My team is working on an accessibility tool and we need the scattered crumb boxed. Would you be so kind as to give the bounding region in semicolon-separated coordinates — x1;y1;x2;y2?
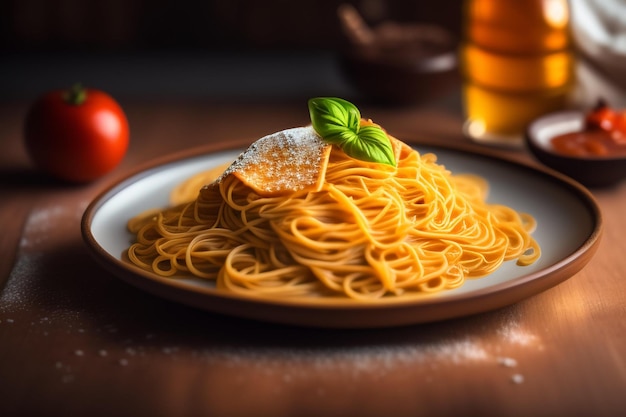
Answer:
511;374;525;384
74;350;84;357
498;322;538;347
498;357;518;368
119;358;129;366
98;350;108;357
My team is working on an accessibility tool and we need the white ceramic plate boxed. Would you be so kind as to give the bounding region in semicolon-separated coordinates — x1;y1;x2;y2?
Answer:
82;139;602;328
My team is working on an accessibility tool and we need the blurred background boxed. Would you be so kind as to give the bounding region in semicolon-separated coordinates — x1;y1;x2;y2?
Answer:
3;0;626;147
0;0;462;51
0;0;462;102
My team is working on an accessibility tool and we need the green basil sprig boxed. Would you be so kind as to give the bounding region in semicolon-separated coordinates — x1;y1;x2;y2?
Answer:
308;97;396;167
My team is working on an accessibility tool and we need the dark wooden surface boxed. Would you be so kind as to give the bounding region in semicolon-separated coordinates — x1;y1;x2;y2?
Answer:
1;62;625;416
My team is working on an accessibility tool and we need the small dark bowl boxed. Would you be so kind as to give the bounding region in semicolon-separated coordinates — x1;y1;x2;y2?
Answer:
525;110;626;187
338;25;458;105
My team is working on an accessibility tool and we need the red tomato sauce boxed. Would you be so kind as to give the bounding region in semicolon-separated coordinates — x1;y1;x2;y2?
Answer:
551;130;626;157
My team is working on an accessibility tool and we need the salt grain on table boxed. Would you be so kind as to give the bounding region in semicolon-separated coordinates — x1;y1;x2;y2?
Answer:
511;374;525;384
498;357;518;368
1;203;86;314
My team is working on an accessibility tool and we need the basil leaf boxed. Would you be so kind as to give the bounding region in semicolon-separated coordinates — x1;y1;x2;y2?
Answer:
343;125;396;166
308;97;396;167
308;97;360;144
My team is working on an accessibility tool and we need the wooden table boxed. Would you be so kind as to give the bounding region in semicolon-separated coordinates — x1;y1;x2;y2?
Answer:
1;78;625;416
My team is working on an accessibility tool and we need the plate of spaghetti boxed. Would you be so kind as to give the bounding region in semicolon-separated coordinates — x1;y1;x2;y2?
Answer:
82;98;602;328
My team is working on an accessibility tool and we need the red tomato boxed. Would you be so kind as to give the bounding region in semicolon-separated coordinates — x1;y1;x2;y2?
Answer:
586;104;614;131
24;85;129;183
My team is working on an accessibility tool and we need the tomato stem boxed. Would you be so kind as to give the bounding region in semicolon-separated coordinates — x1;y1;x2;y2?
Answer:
63;83;87;106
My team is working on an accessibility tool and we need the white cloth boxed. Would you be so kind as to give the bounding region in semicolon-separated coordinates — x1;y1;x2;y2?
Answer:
571;0;626;106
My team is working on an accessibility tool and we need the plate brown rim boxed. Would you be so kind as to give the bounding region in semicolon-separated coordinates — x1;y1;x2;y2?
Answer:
81;136;603;328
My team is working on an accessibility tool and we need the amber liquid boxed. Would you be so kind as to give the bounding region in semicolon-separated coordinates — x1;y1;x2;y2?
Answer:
460;0;575;145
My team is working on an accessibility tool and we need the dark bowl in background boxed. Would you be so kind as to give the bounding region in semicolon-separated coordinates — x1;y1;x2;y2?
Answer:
525;110;626;187
338;24;458;105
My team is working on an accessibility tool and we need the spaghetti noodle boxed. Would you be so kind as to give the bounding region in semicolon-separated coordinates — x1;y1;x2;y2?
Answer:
126;123;540;300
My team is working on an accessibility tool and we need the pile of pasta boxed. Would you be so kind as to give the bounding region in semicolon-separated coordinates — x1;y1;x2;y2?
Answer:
127;125;539;300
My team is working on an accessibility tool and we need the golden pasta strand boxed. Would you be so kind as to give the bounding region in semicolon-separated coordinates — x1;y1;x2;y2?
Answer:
126;138;541;300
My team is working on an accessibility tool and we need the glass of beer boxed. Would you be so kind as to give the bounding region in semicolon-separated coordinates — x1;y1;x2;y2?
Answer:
460;0;575;146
